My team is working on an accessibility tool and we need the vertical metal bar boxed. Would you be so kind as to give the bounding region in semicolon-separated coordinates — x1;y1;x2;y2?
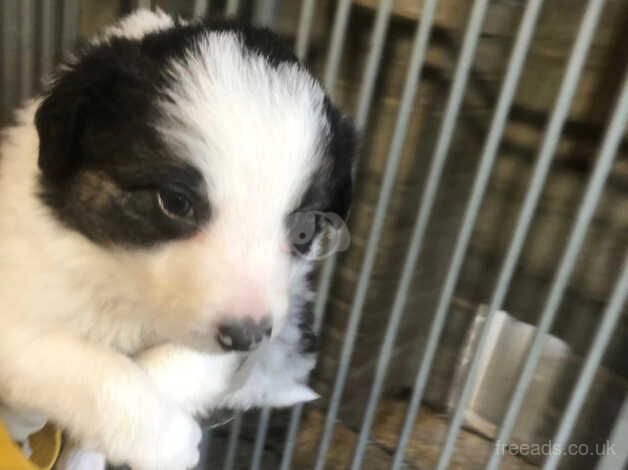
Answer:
322;0;352;95
281;0;390;466
595;397;628;470
61;0;79;51
295;0;315;61
1;0;18;121
544;255;628;470
18;0;34;102
253;0;280;27
133;0;153;9
352;1;544;469
483;1;608;468
279;402;305;470
387;3;492;470
195;426;212;470
312;0;441;467
225;0;241;17
279;251;338;470
40;0;56;82
406;2;543;468
193;0;209;17
250;407;272;470
223;412;243;470
353;0;393;131
204;428;213;468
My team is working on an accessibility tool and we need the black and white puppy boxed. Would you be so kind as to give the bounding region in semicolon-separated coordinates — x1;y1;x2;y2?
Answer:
0;9;354;470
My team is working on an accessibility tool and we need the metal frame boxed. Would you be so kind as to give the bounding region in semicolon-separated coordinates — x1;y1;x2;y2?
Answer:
4;2;626;469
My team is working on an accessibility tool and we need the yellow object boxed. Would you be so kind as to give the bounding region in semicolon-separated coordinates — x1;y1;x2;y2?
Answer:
0;420;61;470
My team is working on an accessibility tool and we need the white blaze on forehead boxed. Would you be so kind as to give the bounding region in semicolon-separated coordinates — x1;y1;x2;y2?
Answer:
158;32;328;233
95;8;177;44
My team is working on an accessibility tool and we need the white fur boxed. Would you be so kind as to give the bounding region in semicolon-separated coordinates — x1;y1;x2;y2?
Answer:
0;10;324;470
96;8;176;43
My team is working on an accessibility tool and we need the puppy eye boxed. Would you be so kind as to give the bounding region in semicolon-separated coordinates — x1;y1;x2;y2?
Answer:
156;189;193;220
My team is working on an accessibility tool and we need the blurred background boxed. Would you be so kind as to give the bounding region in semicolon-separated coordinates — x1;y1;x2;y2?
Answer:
1;1;627;469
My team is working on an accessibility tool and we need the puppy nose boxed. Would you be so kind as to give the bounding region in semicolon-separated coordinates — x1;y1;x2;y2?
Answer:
216;316;272;352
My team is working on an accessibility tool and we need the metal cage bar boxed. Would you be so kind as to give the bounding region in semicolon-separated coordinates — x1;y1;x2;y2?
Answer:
281;0;398;466
349;0;545;468
61;0;79;51
596;397;628;470
506;65;624;466
295;0;315;61
544;256;628;470
278;0;358;464
225;0;241;17
222;412;242;470
192;0;209;18
253;0;280;27
2;3;625;470
133;0;152;9
249;407;272;470
385;0;498;465
483;1;608;467
18;0;34;102
313;0;442;467
1;0;17;121
353;0;393;131
39;0;56;81
322;0;352;97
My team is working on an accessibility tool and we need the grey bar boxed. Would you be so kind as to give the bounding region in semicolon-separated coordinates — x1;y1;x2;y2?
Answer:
392;0;488;469
542;83;628;470
279;245;339;470
39;0;56;82
420;1;544;467
534;150;625;468
596;396;628;470
193;0;209;17
225;0;240;17
133;0;152;9
250;407;272;470
253;0;280;27
223;412;243;470
61;0;79;51
295;0;315;61
312;0;441;466
1;0;18;121
323;0;352;94
353;0;393;131
195;426;212;470
484;1;608;468
18;0;34;102
279;401;305;470
354;0;542;469
280;0;391;464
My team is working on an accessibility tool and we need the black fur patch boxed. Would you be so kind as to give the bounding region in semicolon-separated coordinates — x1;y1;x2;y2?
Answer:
36;17;352;248
288;98;356;256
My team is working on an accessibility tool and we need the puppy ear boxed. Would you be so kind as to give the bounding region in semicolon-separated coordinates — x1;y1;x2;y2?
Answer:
35;84;87;179
35;52;128;180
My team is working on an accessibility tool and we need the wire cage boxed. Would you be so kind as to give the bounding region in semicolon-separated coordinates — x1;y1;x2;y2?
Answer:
1;0;627;469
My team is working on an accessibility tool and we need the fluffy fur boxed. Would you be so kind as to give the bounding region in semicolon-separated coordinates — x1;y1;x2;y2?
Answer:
0;10;354;470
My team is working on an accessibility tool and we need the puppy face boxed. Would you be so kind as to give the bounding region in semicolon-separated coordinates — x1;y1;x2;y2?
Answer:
35;14;355;351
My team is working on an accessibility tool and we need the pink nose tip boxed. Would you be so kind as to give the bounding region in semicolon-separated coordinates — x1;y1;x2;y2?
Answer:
216;316;272;352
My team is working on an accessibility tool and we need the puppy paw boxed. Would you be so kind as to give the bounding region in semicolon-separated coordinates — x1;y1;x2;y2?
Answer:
126;406;202;470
